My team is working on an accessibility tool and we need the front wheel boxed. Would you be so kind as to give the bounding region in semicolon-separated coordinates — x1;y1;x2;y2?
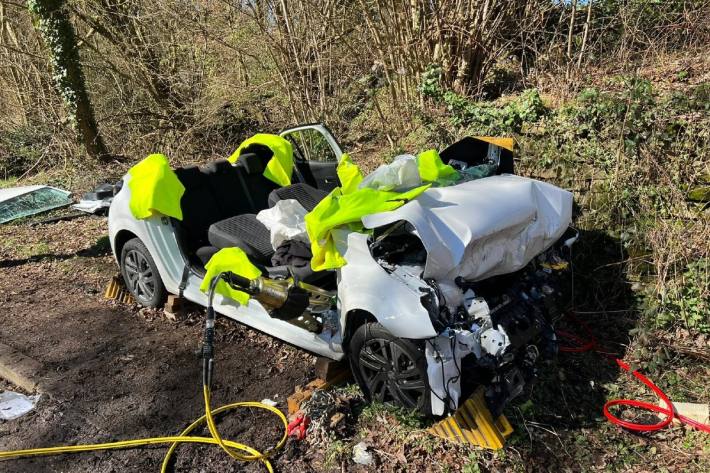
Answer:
349;322;431;415
120;237;167;308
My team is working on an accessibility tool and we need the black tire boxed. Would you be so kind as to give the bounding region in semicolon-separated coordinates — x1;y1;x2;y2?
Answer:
120;238;167;308
349;322;431;416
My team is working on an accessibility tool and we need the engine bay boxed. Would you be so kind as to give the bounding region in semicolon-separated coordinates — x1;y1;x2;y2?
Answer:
371;222;578;415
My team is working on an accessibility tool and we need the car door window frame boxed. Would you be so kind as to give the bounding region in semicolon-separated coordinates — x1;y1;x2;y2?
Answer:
279;124;344;164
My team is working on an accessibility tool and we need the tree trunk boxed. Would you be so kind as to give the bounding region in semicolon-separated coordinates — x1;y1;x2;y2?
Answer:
28;0;109;161
565;0;578;81
576;0;593;69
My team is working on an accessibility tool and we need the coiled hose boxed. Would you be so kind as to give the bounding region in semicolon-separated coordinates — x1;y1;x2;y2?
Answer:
0;273;288;472
557;314;710;434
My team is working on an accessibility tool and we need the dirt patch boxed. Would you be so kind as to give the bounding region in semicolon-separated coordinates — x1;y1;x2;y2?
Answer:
1;213;708;473
0;216;317;472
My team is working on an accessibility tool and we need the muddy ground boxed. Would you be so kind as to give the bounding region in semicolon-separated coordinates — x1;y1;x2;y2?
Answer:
0;214;318;472
1;214;708;473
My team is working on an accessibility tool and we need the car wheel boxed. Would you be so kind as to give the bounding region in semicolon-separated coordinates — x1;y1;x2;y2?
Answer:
349;322;431;415
120;238;167;308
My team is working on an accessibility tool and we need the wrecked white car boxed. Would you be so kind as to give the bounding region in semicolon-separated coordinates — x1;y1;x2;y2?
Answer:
108;124;575;416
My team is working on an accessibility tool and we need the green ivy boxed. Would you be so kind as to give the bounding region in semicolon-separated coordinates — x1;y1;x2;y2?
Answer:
653;259;710;334
27;0;83;129
420;65;547;133
557;78;657;155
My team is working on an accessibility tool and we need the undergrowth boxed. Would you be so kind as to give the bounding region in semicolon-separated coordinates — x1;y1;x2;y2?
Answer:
420;71;709;336
420;65;547;132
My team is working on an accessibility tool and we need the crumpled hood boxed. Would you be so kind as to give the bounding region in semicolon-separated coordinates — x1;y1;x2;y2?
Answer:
361;175;573;281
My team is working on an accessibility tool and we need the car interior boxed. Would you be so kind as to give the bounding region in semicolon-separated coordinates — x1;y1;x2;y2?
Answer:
440;137;514;174
172;143;335;288
169;135;510;292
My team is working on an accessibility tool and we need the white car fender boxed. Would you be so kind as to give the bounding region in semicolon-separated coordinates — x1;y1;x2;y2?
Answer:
336;230;437;340
108;179;183;294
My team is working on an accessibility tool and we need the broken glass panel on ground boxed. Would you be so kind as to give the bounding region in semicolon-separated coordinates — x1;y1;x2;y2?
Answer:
0;185;72;224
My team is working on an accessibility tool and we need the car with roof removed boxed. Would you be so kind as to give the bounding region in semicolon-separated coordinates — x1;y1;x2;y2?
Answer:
108;124;576;416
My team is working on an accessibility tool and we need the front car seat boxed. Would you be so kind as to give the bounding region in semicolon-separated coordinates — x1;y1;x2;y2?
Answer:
207;213;274;265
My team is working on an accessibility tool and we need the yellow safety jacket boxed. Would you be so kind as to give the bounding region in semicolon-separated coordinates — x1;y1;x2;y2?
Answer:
228;134;294;187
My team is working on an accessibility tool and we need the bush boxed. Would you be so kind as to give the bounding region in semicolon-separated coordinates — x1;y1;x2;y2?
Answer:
420;65;547;133
557;78;656;154
0;125;54;179
423;74;709;336
651;259;709;334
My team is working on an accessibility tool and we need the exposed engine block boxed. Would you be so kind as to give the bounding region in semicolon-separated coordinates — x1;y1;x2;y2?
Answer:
371;221;577;415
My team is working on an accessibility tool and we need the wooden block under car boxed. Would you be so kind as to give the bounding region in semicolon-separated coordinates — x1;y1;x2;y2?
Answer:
314;356;351;383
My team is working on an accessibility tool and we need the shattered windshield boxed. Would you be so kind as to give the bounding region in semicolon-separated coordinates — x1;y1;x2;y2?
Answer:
0;186;72;224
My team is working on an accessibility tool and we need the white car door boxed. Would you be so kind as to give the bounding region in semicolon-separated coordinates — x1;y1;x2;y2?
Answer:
280;124;343;191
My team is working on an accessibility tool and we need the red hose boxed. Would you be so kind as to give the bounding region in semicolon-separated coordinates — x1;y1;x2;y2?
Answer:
556;314;710;433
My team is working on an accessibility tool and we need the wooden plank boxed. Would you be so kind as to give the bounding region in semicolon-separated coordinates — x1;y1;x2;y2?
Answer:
314;356;350;383
0;342;44;392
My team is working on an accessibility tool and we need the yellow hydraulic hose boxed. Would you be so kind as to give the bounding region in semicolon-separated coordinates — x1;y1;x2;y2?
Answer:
0;272;289;472
0;386;288;472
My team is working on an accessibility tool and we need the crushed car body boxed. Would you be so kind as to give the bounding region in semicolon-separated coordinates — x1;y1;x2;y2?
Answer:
107;124;576;417
351;175;574;414
362;175;573;281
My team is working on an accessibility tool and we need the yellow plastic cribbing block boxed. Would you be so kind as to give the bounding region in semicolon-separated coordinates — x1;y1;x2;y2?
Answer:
104;276;134;304
428;386;513;450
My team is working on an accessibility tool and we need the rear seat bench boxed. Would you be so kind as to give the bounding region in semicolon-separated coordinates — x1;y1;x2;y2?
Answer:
174;155;331;285
174;153;277;263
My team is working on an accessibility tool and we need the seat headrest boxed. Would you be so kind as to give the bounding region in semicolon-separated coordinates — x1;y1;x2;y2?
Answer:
240;152;266;175
240;143;273;175
200;159;232;175
174;165;204;188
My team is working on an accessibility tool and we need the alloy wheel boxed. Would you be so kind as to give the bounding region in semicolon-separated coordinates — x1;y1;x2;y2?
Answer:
358;337;427;408
123;249;156;302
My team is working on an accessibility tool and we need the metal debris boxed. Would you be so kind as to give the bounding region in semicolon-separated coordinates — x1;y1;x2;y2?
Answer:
72;183;115;215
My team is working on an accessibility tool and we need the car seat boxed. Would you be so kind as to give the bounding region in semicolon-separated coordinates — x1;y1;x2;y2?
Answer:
174;154;276;262
267;183;329;211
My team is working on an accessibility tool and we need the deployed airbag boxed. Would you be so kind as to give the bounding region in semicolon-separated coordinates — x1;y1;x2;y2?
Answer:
361;175;573;281
359;154;421;191
256;199;309;249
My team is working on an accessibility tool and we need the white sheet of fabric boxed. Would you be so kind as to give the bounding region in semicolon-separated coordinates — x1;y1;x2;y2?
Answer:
358;154;422;191
256;199;309;249
362;175;573;282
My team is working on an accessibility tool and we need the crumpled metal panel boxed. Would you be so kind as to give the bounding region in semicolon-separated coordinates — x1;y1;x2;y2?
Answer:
361;175;573;282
